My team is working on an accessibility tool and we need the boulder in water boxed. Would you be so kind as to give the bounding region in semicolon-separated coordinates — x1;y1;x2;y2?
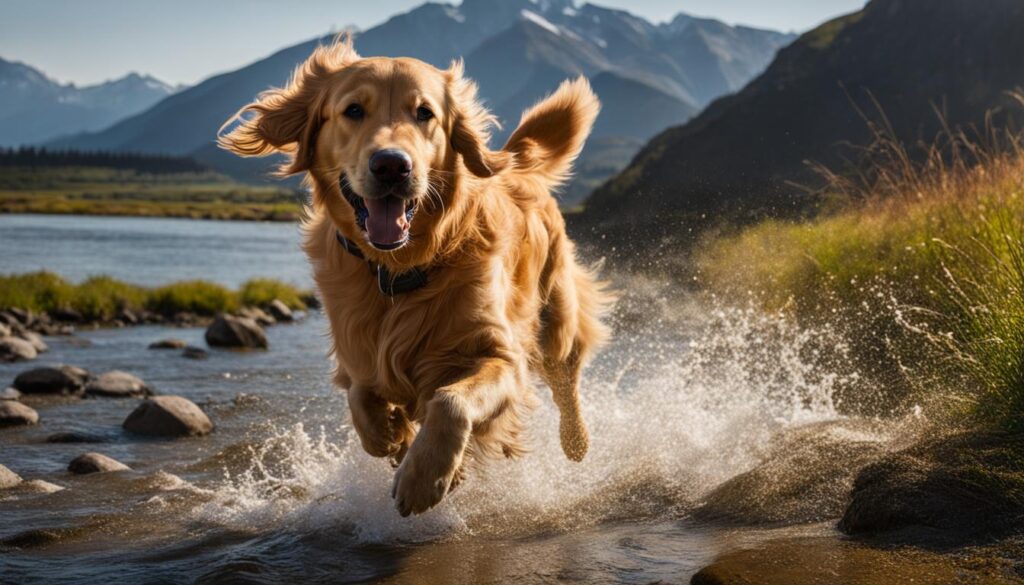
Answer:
46;431;107;444
0;387;21;401
205;314;267;349
236;306;275;326
267;299;294;322
148;338;187;350
15;330;48;353
0;401;39;426
122;395;213;437
68;452;131;474
13;365;89;395
0;464;22;489
840;431;1024;542
20;479;64;493
85;370;150;398
0;323;9;337
0;336;37;362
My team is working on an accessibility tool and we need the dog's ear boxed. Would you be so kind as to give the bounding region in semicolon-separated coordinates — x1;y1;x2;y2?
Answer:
218;36;360;176
446;60;513;178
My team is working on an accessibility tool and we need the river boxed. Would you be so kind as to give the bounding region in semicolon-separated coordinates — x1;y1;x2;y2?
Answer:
0;214;886;584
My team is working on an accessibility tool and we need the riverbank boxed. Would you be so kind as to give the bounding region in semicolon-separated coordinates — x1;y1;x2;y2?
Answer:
685;130;1024;580
0;165;303;221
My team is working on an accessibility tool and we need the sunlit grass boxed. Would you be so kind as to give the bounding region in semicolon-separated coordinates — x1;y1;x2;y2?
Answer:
0;272;311;320
696;104;1024;429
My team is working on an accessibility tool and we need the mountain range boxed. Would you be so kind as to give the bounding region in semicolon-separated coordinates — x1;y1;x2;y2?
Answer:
0;57;179;147
42;0;794;203
585;0;1024;229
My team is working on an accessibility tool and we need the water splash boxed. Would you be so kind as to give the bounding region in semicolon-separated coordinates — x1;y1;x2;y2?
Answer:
194;301;862;543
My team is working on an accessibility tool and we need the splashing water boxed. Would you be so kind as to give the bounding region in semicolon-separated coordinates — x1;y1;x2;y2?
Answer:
195;301;861;544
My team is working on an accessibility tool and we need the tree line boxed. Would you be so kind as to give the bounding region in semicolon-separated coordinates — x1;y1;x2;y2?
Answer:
0;147;209;174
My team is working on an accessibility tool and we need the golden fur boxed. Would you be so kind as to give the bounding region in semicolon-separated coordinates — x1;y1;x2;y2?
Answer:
220;38;611;516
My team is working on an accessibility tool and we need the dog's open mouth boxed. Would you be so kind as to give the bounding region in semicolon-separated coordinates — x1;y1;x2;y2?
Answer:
341;177;417;251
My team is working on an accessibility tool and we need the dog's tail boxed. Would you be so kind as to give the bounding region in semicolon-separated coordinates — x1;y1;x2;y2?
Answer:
502;77;600;190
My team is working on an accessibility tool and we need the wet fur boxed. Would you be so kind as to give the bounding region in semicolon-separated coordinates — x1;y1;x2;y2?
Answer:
220;39;611;515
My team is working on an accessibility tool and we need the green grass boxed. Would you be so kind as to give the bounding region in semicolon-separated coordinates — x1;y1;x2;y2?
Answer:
0;166;304;221
696;126;1024;429
0;272;312;320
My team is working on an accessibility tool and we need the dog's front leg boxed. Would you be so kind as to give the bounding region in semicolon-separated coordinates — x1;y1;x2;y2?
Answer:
391;358;517;516
348;385;413;459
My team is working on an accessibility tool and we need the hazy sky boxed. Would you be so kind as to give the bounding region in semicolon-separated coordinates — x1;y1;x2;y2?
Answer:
0;0;866;87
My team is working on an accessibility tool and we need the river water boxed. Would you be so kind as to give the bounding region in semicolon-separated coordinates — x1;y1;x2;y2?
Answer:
0;214;886;584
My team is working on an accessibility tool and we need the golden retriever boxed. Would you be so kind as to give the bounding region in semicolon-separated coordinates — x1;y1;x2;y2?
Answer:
219;38;611;516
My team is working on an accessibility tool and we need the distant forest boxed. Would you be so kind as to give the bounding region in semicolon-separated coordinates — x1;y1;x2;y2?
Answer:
0;147;209;174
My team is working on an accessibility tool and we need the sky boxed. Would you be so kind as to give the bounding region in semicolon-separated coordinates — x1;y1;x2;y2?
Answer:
0;0;866;87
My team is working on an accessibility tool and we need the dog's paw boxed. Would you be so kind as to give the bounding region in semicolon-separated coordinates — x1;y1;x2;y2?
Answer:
390;451;458;517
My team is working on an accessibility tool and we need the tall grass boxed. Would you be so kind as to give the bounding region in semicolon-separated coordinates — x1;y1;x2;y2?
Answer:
696;97;1024;428
0;272;311;320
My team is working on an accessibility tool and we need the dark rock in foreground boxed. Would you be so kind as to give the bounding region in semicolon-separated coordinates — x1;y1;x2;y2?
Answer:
68;452;131;474
0;336;37;362
267;299;293;322
13;365;89;395
689;536;1018;585
85;370;150;398
696;420;892;525
0;401;39;426
0;464;22;489
123;395;213;437
840;431;1024;541
205;314;267;349
148;338;187;350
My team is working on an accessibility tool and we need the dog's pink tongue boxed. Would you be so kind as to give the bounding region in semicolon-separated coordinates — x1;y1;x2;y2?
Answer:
364;196;408;245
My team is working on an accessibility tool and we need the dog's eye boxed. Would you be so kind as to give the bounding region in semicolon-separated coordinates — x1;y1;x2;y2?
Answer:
416;106;434;122
343;104;365;120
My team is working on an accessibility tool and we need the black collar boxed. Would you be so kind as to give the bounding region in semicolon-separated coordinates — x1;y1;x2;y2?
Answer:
336;230;429;297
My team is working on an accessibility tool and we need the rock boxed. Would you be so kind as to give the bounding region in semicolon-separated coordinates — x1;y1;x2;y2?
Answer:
696;420;892;525
839;431;1024;542
0;310;20;327
0;464;22;488
301;293;321;310
689;536;1019;585
237;306;275;326
0;323;9;337
51;308;83;323
266;299;294;322
13;365;89;395
15;329;48;353
46;432;106;443
20;479;64;493
0;336;37;362
0;387;21;401
173;311;199;326
148;338;187;350
68;452;131;474
182;346;208;360
205;314;267;349
123;395;213;437
6;307;32;325
0;401;39;426
116;308;139;325
85;370;150;398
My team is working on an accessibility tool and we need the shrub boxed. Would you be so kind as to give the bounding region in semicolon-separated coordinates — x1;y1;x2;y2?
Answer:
239;278;307;310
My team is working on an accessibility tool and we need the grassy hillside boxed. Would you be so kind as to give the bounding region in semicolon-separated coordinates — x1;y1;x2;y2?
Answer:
696;124;1024;430
0;165;303;221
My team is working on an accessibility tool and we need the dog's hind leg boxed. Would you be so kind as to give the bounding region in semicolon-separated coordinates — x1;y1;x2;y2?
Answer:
541;348;589;462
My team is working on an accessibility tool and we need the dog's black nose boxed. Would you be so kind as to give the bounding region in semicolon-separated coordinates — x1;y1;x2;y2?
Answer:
369;149;412;184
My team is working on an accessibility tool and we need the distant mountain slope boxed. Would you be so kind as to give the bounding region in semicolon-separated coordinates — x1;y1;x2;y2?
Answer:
0;58;178;147
48;0;794;201
585;0;1024;226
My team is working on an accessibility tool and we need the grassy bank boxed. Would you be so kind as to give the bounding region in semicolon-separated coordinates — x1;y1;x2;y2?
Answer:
0;166;303;221
696;127;1024;429
0;272;312;320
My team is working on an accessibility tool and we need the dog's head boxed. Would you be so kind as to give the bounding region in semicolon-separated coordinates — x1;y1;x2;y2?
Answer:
219;38;511;253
